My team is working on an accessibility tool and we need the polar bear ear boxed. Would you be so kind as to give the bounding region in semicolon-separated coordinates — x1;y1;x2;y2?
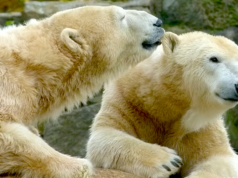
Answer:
60;28;88;54
162;32;179;55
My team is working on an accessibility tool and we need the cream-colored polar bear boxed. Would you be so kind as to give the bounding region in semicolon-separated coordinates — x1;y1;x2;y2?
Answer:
87;32;238;178
0;6;164;178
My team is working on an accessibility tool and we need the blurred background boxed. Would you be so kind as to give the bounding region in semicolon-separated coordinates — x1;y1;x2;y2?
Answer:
1;0;238;157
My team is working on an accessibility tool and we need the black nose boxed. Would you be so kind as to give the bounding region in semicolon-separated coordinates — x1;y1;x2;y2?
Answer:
235;84;238;94
153;19;163;27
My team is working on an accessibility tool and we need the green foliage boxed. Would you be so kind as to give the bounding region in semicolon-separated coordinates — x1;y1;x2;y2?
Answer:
224;106;238;152
5;20;15;26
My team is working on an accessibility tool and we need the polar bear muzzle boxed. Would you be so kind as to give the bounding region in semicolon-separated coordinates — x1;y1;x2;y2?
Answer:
215;83;238;102
142;19;163;50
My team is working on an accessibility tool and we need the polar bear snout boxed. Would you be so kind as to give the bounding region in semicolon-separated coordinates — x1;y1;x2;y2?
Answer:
144;19;164;50
142;19;164;50
225;83;238;102
153;19;163;27
215;83;238;103
123;9;164;51
211;63;238;104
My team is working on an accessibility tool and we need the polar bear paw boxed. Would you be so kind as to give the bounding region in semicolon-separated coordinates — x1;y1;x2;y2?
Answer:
136;145;182;178
71;158;93;178
50;157;93;178
158;147;183;178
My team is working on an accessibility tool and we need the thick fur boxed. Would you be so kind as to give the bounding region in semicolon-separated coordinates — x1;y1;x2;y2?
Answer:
0;6;164;178
87;32;238;178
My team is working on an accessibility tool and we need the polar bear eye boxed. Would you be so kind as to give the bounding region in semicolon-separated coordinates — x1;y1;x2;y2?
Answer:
209;57;220;63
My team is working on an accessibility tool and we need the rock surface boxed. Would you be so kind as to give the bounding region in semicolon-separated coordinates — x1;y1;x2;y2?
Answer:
216;27;238;44
0;12;23;27
150;0;238;30
2;169;143;178
23;0;151;20
42;94;102;157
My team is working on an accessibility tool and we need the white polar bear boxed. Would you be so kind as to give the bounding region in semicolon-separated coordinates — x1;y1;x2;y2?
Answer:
87;32;238;178
0;6;164;178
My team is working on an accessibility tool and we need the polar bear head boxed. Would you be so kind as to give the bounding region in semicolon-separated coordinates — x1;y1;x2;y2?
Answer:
162;32;238;131
51;6;164;78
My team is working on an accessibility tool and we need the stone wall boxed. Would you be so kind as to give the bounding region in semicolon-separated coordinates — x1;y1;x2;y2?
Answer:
150;0;238;44
151;0;238;29
0;0;151;27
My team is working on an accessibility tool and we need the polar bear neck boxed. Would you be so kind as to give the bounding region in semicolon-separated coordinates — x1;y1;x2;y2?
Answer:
182;110;224;133
35;24;122;121
120;56;191;130
1;20;123;123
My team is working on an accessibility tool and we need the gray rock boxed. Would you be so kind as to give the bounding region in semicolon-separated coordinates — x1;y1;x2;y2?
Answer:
23;0;151;20
23;1;107;19
162;0;175;12
149;0;162;18
0;12;23;27
216;27;238;44
42;102;101;158
0;0;151;26
150;0;238;30
164;24;238;44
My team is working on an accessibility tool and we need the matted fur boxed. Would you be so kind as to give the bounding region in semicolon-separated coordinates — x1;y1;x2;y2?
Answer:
87;32;238;178
0;5;164;178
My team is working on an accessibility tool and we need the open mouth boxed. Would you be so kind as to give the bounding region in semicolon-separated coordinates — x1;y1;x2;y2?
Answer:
215;93;238;102
142;40;162;50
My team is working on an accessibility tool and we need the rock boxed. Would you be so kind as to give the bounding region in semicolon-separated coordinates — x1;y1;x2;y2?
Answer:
1;169;142;178
23;1;105;19
2;168;181;178
1;0;151;26
149;0;162;18
164;23;238;45
93;169;142;178
23;0;151;20
216;27;238;44
42;102;101;157
0;12;23;27
119;0;150;12
150;0;238;30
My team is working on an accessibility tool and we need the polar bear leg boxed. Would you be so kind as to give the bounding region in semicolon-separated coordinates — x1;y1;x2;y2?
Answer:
0;122;93;178
87;128;182;178
185;155;238;178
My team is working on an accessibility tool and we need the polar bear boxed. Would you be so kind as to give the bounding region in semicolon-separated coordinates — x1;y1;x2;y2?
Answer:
0;6;164;178
87;32;238;178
